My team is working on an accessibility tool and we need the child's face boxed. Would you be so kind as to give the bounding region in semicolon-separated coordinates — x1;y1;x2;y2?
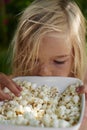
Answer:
32;31;73;77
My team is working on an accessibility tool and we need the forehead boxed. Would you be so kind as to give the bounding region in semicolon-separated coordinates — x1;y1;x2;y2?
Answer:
39;31;72;56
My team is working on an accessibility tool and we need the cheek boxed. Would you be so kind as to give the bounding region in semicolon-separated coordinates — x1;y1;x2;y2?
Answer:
53;66;69;76
30;68;38;76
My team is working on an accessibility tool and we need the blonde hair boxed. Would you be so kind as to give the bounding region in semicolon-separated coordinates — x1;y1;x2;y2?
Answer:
11;0;86;79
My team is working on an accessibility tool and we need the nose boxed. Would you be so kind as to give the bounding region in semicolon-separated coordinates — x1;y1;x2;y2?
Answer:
37;64;52;76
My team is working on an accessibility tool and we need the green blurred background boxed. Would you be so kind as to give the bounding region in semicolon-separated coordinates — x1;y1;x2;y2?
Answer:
0;0;87;74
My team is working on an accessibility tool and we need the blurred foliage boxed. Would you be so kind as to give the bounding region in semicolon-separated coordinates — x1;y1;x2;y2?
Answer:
0;0;34;48
0;0;87;74
0;0;34;74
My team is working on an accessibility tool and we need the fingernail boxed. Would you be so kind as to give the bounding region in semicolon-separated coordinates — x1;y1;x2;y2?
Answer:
76;87;80;92
7;96;12;100
17;86;22;91
19;87;22;91
17;93;21;97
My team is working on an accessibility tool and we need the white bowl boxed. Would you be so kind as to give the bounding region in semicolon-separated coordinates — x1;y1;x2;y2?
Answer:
0;76;85;130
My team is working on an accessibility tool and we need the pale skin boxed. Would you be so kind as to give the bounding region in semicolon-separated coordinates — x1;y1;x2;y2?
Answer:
0;31;87;129
31;32;73;77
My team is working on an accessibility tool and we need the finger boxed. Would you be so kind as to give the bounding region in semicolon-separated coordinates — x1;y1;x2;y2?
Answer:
0;90;12;100
1;79;21;97
6;82;21;97
16;85;22;91
76;85;87;94
8;77;23;91
0;74;21;96
11;80;22;91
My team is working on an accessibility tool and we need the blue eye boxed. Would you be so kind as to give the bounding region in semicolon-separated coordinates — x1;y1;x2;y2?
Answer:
54;60;65;64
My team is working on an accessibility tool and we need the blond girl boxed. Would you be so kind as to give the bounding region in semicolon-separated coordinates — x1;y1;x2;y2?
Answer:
0;0;87;129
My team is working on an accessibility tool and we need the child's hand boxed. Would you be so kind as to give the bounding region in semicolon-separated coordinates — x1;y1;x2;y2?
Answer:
0;73;22;101
76;85;87;94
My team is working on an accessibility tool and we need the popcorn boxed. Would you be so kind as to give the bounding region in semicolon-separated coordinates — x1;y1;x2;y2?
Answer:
31;83;37;89
23;106;32;112
64;95;72;103
73;95;80;104
42;114;52;127
58;119;71;128
6;111;16;119
15;115;26;125
52;119;59;127
56;105;66;118
0;80;82;128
